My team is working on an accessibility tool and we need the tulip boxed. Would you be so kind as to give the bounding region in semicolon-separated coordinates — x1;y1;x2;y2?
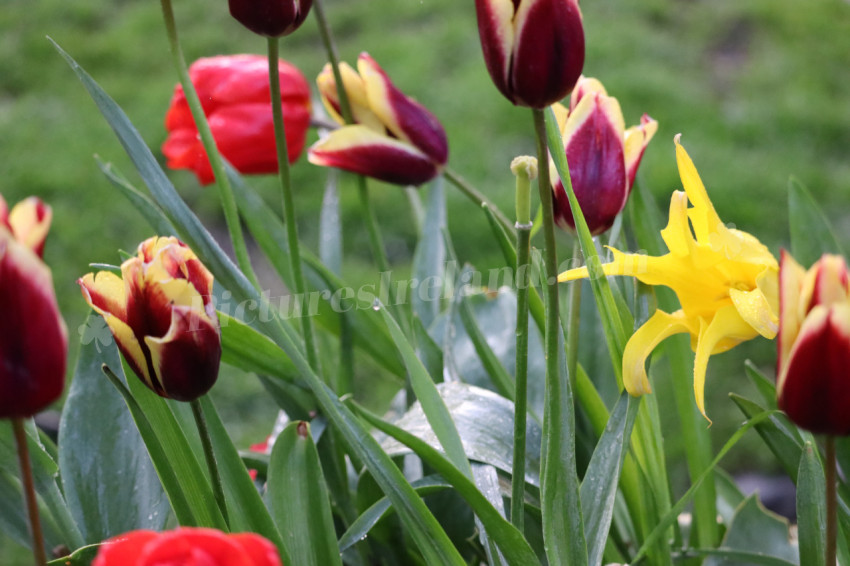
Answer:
229;0;312;38
79;237;221;402
474;0;585;108
550;76;657;235
559;138;778;420
0;223;67;418
308;53;448;186
0;195;52;259
163;55;311;185
777;252;850;435
93;527;282;566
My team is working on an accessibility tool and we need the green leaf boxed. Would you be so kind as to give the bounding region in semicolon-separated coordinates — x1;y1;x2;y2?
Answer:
58;314;169;543
457;291;516;402
412;178;447;330
352;401;540;566
266;421;338;566
96;158;176;236
472;464;509;566
730;394;805;481
796;442;826;566
704;495;798;566
47;543;102;566
743;360;778;409
580;393;639;566
219;313;299;383
788;176;845;267
338;476;451;552
381;382;541;487
377;302;471;476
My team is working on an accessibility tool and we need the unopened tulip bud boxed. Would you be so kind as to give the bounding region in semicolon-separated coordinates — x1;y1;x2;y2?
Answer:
777;251;850;435
79;237;221;402
229;0;312;38
475;0;585;108
0;195;52;258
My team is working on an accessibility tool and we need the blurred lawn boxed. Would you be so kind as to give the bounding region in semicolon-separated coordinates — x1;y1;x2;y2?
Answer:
2;0;850;561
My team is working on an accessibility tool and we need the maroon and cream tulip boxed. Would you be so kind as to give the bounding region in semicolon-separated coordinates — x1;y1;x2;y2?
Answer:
229;0;312;38
777;252;850;435
474;0;585;108
308;53;448;186
79;237;221;402
550;76;657;235
0;195;52;259
0;220;67;418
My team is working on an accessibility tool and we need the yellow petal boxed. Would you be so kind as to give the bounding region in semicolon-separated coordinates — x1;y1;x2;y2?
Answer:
674;138;725;245
622;309;694;396
728;268;779;339
692;305;760;420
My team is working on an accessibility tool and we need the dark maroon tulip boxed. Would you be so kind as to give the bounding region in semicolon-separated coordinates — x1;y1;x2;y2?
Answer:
229;0;312;37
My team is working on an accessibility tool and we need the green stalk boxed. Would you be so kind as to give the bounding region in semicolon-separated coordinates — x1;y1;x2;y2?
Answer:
190;398;229;528
159;0;260;290
267;36;320;372
443;166;515;236
827;435;837;566
13;418;47;566
510;156;536;532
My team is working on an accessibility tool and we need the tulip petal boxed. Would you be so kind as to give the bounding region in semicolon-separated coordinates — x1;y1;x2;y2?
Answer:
675;139;726;245
623;309;694;396
474;0;517;103
510;0;584;108
569;75;606;111
145;307;221;402
778;304;850;435
358;53;448;165
8;197;52;257
230;533;283;566
142;527;253;566
79;271;128;322
692;304;760;419
624;114;658;191
317;62;384;131
309;125;439;186
0;234;67;418
729;267;779;339
93;530;159;566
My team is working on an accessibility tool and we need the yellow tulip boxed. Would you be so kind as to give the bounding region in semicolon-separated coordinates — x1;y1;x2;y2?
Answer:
558;137;779;419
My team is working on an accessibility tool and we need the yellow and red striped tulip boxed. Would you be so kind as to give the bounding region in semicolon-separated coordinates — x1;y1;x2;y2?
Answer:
777;252;850;435
550;76;657;235
0;207;66;418
474;0;585;108
79;237;221;402
308;53;448;186
0;195;52;259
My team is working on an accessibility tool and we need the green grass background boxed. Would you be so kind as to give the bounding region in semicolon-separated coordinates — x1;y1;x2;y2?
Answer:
2;0;850;561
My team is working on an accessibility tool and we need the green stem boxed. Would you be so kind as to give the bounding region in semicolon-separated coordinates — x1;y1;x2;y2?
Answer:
13;419;47;566
443;166;515;236
511;224;531;532
159;0;260;290
566;239;581;387
827;435;837;566
312;0;354;124
190;398;229;528
267;36;320;372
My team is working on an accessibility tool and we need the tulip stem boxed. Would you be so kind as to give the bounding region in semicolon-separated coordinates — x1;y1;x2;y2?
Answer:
159;0;261;291
190;398;229;528
443;166;515;237
511;221;532;533
827;435;837;566
267;36;320;373
13;418;47;566
312;0;354;125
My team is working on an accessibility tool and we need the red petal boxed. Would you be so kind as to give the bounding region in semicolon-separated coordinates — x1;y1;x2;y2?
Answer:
93;530;158;566
474;0;514;104
230;533;283;566
0;235;67;418
778;306;850;435
140;528;253;566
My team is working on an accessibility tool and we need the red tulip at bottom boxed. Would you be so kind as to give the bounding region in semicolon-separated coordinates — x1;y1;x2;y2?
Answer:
0;226;67;418
163;55;312;185
93;528;282;566
777;251;850;435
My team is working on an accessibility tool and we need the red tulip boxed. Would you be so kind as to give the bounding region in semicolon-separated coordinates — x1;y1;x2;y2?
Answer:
163;55;312;185
0;195;52;259
0;219;67;418
474;0;585;108
79;237;221;402
550;76;657;235
229;0;312;38
93;528;282;566
308;53;448;186
777;251;850;435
